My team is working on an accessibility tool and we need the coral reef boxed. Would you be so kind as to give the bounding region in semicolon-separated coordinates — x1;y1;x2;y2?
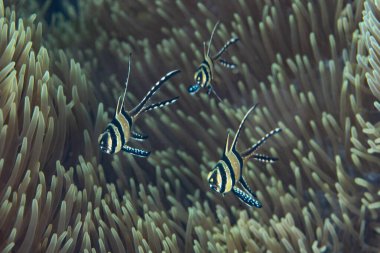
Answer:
0;0;379;252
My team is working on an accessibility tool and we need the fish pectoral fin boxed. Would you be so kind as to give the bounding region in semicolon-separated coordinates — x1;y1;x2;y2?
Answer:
122;145;150;157
131;131;148;141
232;186;262;208
207;85;223;102
206;85;213;95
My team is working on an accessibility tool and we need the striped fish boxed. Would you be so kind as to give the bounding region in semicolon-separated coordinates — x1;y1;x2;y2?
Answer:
207;104;281;207
98;56;180;158
188;21;239;101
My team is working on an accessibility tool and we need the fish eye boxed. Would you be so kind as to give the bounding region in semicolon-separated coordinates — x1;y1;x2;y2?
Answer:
207;171;215;186
194;72;202;83
197;74;202;82
99;132;109;146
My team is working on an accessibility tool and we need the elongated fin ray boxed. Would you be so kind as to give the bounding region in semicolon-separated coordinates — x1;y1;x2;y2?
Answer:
232;187;262;208
122;145;150;157
218;59;237;69
213;37;239;60
241;128;281;159
115;96;122;115
142;96;179;113
207;21;220;57
207;85;223;102
231;104;258;150
131;131;148;141
119;53;132;113
130;69;181;117
224;130;231;153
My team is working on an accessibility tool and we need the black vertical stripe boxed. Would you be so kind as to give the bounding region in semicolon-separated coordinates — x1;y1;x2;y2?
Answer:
203;59;213;85
121;109;133;127
111;118;125;145
218;163;227;193
107;125;118;154
232;148;243;180
222;154;235;188
200;65;209;88
203;59;211;70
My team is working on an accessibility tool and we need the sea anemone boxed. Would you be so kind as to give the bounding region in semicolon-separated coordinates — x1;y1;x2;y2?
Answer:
0;0;379;252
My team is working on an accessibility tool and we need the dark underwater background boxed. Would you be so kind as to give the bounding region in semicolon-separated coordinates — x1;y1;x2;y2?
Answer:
0;0;379;252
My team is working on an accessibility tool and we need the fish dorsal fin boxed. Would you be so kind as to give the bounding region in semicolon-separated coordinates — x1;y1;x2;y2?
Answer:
207;21;220;57
231;104;258;150
224;130;231;153
116;96;123;115
203;42;207;58
119;53;132;113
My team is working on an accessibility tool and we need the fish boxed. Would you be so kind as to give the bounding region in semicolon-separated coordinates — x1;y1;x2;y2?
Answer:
207;104;281;207
188;21;239;101
98;55;180;157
